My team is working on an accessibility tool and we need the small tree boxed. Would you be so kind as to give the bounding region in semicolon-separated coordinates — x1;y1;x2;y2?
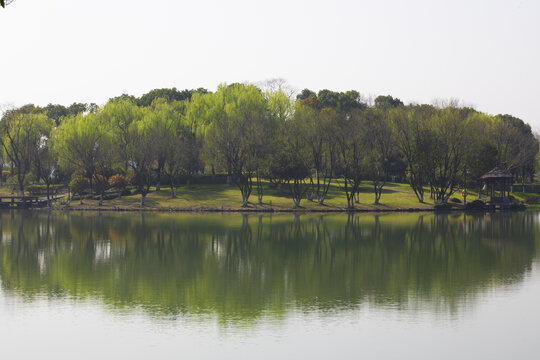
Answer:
53;113;111;196
70;176;90;204
0;111;53;196
108;174;128;198
93;174;109;206
335;110;364;209
269;145;310;209
127;115;157;207
361;108;395;205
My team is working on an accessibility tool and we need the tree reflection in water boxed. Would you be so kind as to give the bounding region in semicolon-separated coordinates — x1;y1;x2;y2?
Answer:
0;211;537;324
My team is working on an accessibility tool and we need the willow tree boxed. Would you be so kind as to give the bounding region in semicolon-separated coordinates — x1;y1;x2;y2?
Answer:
361;108;395;205
53;113;112;195
199;84;268;207
148;98;184;191
492;114;538;190
335;109;364;209
100;99;141;172
0;111;53;195
294;104;337;205
161;99;202;198
392;105;434;203
126;108;158;207
254;89;292;203
33;127;57;202
426;106;472;203
270;112;311;208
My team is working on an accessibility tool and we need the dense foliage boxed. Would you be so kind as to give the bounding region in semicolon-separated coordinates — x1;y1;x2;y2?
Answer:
0;84;537;207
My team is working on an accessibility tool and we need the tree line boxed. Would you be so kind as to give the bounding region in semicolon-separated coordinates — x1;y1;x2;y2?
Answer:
0;83;537;208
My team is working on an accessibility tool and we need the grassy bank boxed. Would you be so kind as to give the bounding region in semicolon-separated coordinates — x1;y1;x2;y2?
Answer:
2;180;535;212
34;181;448;211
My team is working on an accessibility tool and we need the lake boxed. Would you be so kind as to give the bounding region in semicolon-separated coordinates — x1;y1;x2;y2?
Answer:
0;211;539;359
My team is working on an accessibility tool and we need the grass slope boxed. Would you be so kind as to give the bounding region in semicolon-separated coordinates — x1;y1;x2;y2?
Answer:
54;181;437;211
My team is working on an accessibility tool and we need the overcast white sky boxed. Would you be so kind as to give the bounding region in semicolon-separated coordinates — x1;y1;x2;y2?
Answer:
1;0;539;128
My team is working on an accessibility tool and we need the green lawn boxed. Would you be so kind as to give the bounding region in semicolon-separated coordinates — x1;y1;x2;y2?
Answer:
5;179;534;211
48;181;439;211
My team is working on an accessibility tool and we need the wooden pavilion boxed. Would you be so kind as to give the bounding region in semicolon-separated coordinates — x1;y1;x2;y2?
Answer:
480;167;513;209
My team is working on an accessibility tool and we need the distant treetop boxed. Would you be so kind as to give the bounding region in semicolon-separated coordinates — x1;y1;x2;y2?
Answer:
374;95;404;108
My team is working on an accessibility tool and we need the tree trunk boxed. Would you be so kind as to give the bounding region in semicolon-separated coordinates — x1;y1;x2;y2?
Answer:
18;178;24;197
99;194;103;206
170;184;177;198
347;196;355;209
156;180;161;191
140;193;146;207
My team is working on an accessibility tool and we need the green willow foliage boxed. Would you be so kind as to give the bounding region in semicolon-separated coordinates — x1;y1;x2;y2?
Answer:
0;85;537;207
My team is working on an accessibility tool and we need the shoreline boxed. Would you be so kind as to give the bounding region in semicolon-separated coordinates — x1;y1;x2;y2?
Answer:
16;204;528;213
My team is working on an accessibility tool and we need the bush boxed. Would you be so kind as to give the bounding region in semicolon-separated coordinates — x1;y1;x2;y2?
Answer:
126;171;137;187
70;176;90;200
94;174;109;195
26;184;64;196
434;203;452;211
108;174;128;190
465;200;486;210
1;170;10;182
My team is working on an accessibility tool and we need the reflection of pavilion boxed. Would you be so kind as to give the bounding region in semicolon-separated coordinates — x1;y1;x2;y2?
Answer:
481;167;513;210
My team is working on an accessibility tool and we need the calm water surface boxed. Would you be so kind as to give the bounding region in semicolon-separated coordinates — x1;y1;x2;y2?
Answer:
0;211;539;359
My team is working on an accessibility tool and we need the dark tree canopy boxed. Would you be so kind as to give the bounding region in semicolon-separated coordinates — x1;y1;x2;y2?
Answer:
296;89;316;101
108;94;138;104
137;88;203;107
44;104;69;125
375;95;404;108
67;102;89;116
318;89;340;109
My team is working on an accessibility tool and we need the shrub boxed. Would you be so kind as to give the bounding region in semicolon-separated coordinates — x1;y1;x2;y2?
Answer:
1;170;10;182
94;174;109;195
26;184;64;196
70;176;90;203
108;174;128;190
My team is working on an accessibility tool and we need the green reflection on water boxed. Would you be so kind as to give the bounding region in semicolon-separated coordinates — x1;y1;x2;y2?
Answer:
0;211;537;323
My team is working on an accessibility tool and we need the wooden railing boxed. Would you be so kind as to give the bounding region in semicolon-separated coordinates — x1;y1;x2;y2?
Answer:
0;196;48;208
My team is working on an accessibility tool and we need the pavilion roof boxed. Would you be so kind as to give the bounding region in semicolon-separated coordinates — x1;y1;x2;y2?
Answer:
481;167;513;179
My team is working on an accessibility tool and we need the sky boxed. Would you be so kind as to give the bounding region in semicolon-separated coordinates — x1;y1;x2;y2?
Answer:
1;0;539;128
